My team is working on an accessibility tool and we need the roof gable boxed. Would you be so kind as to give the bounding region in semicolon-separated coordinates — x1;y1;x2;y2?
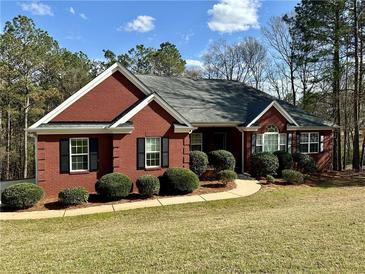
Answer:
246;101;299;127
110;93;192;128
30;63;153;129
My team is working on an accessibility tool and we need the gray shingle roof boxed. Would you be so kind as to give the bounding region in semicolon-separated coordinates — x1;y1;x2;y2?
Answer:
135;75;328;127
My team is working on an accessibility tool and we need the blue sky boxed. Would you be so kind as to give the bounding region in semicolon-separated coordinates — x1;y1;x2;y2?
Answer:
1;0;299;66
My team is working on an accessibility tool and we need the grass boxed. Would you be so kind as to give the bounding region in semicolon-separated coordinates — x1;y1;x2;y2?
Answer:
1;179;365;273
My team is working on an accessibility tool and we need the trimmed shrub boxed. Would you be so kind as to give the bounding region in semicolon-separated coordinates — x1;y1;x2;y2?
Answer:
58;187;89;205
266;175;275;183
282;169;304;184
136;175;160;197
189;151;208;176
208;150;236;172
1;183;44;209
250;152;279;177
95;172;132;200
293;152;317;173
273;151;293;176
217;170;237;185
162;168;199;194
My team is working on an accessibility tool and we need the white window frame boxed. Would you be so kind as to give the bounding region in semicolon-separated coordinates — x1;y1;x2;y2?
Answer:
69;137;89;172
190;133;203;151
256;130;287;153
145;137;161;168
300;132;319;154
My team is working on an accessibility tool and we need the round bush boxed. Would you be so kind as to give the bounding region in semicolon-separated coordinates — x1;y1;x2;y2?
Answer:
1;183;44;209
250;152;279;177
58;187;89;205
217;170;237;185
95;172;132;200
189;151;208;176
273;151;293;176
136;175;160;197
293;152;317;173
266;175;275;183
162;168;199;194
282;169;304;184
208;150;236;172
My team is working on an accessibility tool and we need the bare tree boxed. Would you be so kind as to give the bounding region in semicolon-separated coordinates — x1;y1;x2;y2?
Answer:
203;37;267;90
263;16;297;104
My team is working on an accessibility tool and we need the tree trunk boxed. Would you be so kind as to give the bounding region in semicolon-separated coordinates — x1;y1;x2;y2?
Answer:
333;7;342;171
24;96;30;179
6;107;11;180
290;62;296;106
352;0;360;171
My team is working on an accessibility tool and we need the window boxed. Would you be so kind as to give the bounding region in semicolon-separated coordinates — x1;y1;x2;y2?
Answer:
300;132;319;153
256;125;287;153
145;137;160;168
190;133;203;151
70;138;89;171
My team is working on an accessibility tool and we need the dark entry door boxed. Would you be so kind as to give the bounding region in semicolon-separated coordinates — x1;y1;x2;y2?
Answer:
213;132;227;150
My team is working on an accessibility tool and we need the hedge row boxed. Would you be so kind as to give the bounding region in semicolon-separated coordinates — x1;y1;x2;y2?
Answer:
251;151;317;178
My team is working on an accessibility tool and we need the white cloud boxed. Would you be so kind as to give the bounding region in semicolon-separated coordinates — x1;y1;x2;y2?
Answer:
185;59;204;68
20;1;53;16
207;0;260;33
123;15;155;33
69;7;75;15
80;13;87;20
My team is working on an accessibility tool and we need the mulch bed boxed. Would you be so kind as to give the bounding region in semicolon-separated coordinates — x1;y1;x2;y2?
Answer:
1;180;236;212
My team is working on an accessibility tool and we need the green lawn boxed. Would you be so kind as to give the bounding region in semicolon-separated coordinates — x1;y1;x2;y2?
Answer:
1;180;365;273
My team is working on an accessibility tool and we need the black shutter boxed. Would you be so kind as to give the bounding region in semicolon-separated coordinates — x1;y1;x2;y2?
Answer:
60;139;69;173
251;133;256;154
297;133;301;153
137;138;145;170
161;137;169;168
89;138;99;171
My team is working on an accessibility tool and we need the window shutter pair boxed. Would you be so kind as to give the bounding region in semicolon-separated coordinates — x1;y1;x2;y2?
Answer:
59;138;98;173
137;137;169;170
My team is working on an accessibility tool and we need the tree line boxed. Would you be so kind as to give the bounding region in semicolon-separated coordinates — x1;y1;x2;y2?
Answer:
0;0;364;180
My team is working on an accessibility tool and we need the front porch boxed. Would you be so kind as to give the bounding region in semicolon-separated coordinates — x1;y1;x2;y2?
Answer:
191;127;244;173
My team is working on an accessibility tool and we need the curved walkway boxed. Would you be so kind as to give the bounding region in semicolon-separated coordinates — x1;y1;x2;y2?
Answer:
0;179;261;220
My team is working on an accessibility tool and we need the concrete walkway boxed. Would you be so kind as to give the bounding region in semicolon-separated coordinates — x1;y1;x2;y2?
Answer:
0;179;260;220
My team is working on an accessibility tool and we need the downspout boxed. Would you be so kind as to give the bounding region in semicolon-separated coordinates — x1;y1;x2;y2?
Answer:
34;134;38;184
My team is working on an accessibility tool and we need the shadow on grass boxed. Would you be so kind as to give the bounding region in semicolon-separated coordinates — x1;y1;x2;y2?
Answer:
309;172;365;188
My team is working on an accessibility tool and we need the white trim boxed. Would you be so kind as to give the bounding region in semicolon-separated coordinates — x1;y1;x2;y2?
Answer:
238;126;259;132
110;93;192;128
174;124;195;133
29;63;152;129
287;125;333;131
28;127;134;135
246;101;299;127
69;137;89;172
145;137;161;168
299;132;320;154
256;132;287;153
192;122;240;127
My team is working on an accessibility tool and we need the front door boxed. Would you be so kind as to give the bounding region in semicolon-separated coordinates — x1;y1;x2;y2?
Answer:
213;132;227;150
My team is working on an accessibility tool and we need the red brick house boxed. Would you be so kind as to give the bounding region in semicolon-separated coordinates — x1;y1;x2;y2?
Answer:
29;63;333;196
